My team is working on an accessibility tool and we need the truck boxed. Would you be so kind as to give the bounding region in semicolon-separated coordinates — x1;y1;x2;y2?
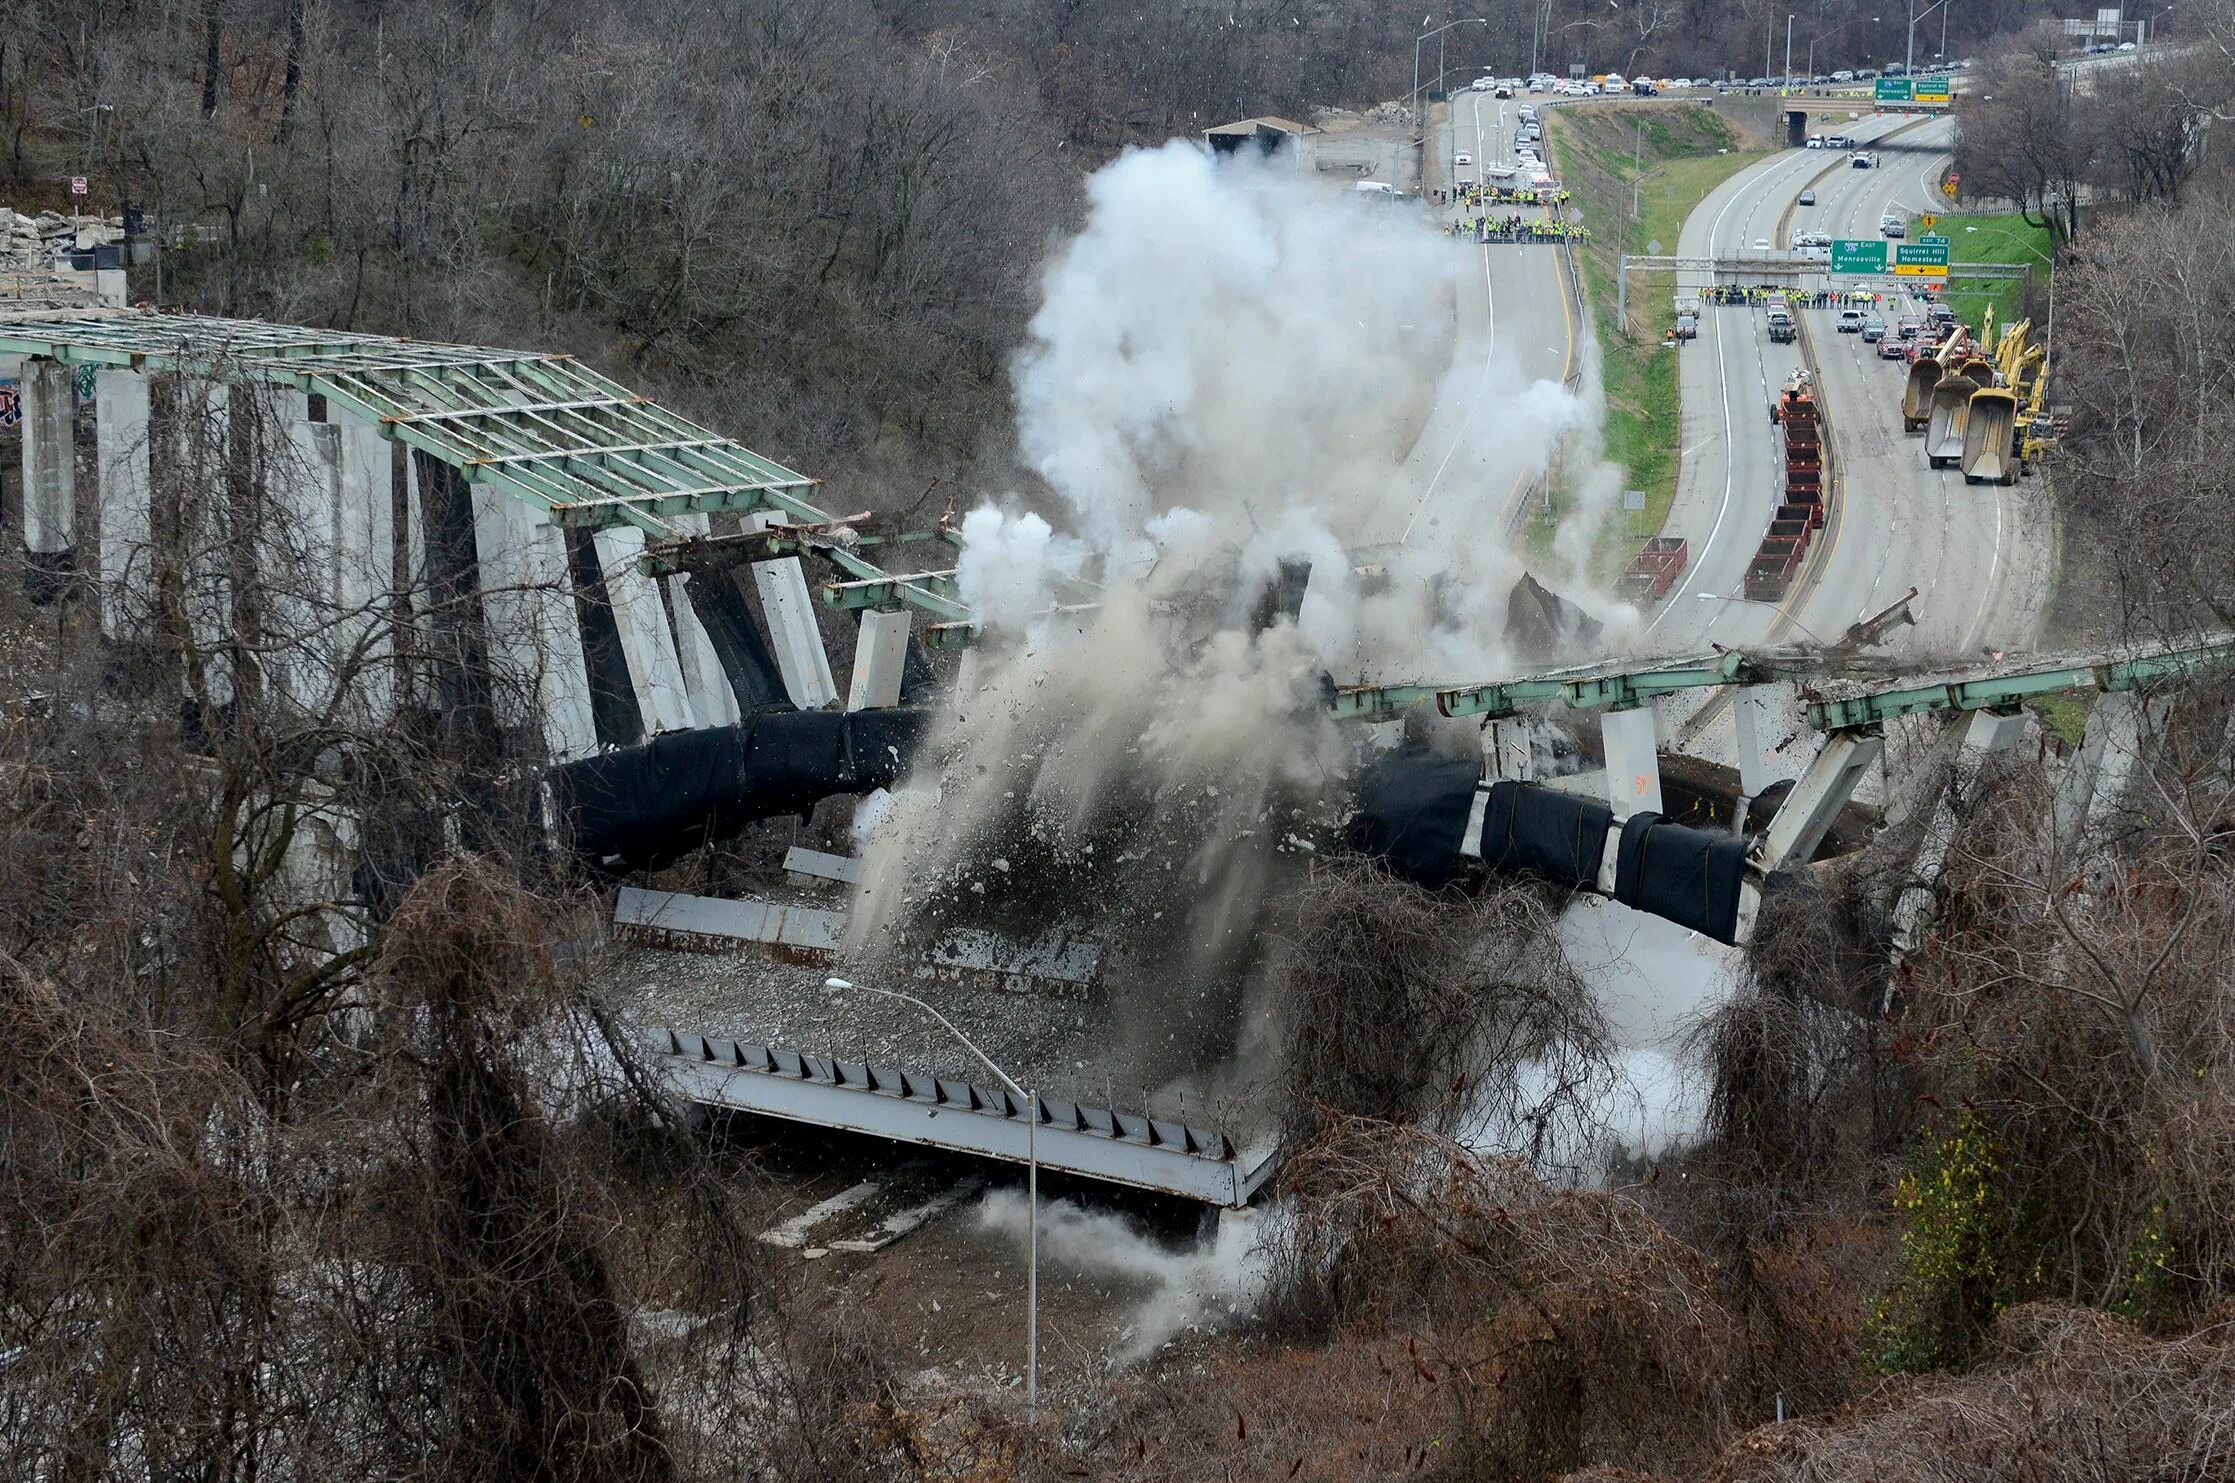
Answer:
1743;379;1826;602
1673;295;1701;340
1959;385;2019;485
1766;305;1797;343
1617;536;1690;601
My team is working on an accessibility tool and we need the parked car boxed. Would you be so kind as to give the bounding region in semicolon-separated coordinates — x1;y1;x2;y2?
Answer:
1880;334;1912;360
1454;151;1473;165
1825;134;1854;147
1881;212;1906;237
1837;308;1867;333
1495;84;1514;97
1852;151;1875;168
1754;238;1772;251
1799;188;1816;205
1897;314;1924;339
1831;69;1855;82
1806;134;1825;148
1862;314;1887;341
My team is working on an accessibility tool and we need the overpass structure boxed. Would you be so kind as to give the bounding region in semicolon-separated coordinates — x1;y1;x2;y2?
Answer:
1335;630;2235;945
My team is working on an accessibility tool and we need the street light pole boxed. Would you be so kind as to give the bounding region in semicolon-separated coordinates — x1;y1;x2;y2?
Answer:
1809;16;1881;77
1785;13;1795;84
1414;18;1491;192
824;977;1039;1428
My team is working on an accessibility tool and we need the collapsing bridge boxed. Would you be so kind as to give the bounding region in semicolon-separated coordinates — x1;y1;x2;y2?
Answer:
13;306;2230;1203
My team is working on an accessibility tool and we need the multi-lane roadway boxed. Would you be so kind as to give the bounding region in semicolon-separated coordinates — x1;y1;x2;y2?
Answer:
1643;113;2050;662
1352;89;1576;552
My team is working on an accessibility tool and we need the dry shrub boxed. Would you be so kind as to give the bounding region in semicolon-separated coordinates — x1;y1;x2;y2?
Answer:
1704;1302;2235;1483
1094;1117;1860;1482
1273;858;1609;1153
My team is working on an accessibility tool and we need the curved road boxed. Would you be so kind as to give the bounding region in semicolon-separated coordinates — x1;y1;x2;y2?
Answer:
1642;112;2048;662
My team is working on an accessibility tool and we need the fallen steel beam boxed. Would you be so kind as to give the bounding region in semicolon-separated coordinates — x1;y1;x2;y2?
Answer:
650;1030;1278;1207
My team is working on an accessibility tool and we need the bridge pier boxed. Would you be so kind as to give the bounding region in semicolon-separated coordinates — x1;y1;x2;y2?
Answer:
1753;729;1884;874
660;514;741;729
593;524;695;735
846;607;911;712
1892;707;2031;955
93;368;152;637
471;490;598;761
2050;690;2154;858
1600;705;1663;818
18;358;77;584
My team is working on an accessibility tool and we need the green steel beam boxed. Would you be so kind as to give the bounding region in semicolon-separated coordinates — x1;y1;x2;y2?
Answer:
1560;651;1752;710
1805;635;2235;730
822;570;961;612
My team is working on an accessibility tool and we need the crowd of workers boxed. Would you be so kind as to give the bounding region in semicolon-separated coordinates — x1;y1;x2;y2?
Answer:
1443;215;1591;243
1435;185;1573;209
1702;285;1893;308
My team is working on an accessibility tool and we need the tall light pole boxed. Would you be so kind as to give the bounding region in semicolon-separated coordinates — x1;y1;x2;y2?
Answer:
1809;16;1881;77
1906;0;1950;77
824;976;1040;1428
1415;16;1492;179
1785;13;1796;84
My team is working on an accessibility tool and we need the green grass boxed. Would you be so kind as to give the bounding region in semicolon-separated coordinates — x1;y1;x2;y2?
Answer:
1897;210;2051;336
1537;105;1773;577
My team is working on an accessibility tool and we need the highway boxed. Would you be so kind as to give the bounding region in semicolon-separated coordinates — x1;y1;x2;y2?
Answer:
1350;89;1575;551
1641;113;2050;663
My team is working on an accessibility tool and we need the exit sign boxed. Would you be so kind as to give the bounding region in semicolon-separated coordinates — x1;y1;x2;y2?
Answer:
1875;77;1913;102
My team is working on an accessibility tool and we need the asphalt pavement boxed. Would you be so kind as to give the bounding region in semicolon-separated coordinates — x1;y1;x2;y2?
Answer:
1640;113;2050;662
1349;90;1576;551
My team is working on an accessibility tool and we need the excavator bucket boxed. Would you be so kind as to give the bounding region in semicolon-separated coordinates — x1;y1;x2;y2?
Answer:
1902;357;1945;432
1926;377;1975;467
1959;387;2020;485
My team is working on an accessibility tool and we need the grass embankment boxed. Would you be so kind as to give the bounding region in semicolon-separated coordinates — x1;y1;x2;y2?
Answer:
1540;104;1773;578
1900;210;2052;336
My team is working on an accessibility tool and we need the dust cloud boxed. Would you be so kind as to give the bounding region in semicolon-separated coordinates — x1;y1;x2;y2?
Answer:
850;137;1646;1137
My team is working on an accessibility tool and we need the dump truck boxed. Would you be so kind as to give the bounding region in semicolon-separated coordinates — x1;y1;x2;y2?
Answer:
1743;378;1826;601
1617;536;1689;601
1960;386;2020;485
1959;358;1997;391
1925;376;1975;468
1901;356;1944;434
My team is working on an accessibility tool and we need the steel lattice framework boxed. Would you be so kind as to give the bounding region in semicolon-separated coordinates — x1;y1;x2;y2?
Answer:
0;310;831;538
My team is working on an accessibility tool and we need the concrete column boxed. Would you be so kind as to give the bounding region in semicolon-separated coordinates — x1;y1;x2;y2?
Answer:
1891;709;2027;954
93;368;153;637
471;489;598;761
752;555;838;709
19;358;77;559
173;379;233;707
1600;705;1663;818
332;409;395;721
951;645;982;718
1754;730;1885;874
1731;685;1788;799
274;413;343;712
1483;718;1535;782
2051;690;2153;857
846;607;911;712
660;513;739;729
592;524;694;736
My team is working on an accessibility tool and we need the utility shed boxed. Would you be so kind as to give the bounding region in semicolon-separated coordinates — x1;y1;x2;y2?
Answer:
1202;116;1318;166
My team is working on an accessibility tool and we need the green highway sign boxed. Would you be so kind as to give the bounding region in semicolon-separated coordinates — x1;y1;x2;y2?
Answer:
1892;241;1949;278
1919;234;1951;248
1831;238;1888;274
1875;77;1913;102
1914;79;1952;103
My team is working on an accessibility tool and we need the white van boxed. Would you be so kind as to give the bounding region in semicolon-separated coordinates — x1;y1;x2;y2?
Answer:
1353;180;1397;196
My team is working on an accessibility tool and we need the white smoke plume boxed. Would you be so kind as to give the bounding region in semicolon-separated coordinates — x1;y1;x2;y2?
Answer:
975;1190;1268;1363
850;138;1645;1132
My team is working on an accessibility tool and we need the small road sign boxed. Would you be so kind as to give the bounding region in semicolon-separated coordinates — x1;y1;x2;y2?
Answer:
69;177;87;196
1919;212;1938;232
